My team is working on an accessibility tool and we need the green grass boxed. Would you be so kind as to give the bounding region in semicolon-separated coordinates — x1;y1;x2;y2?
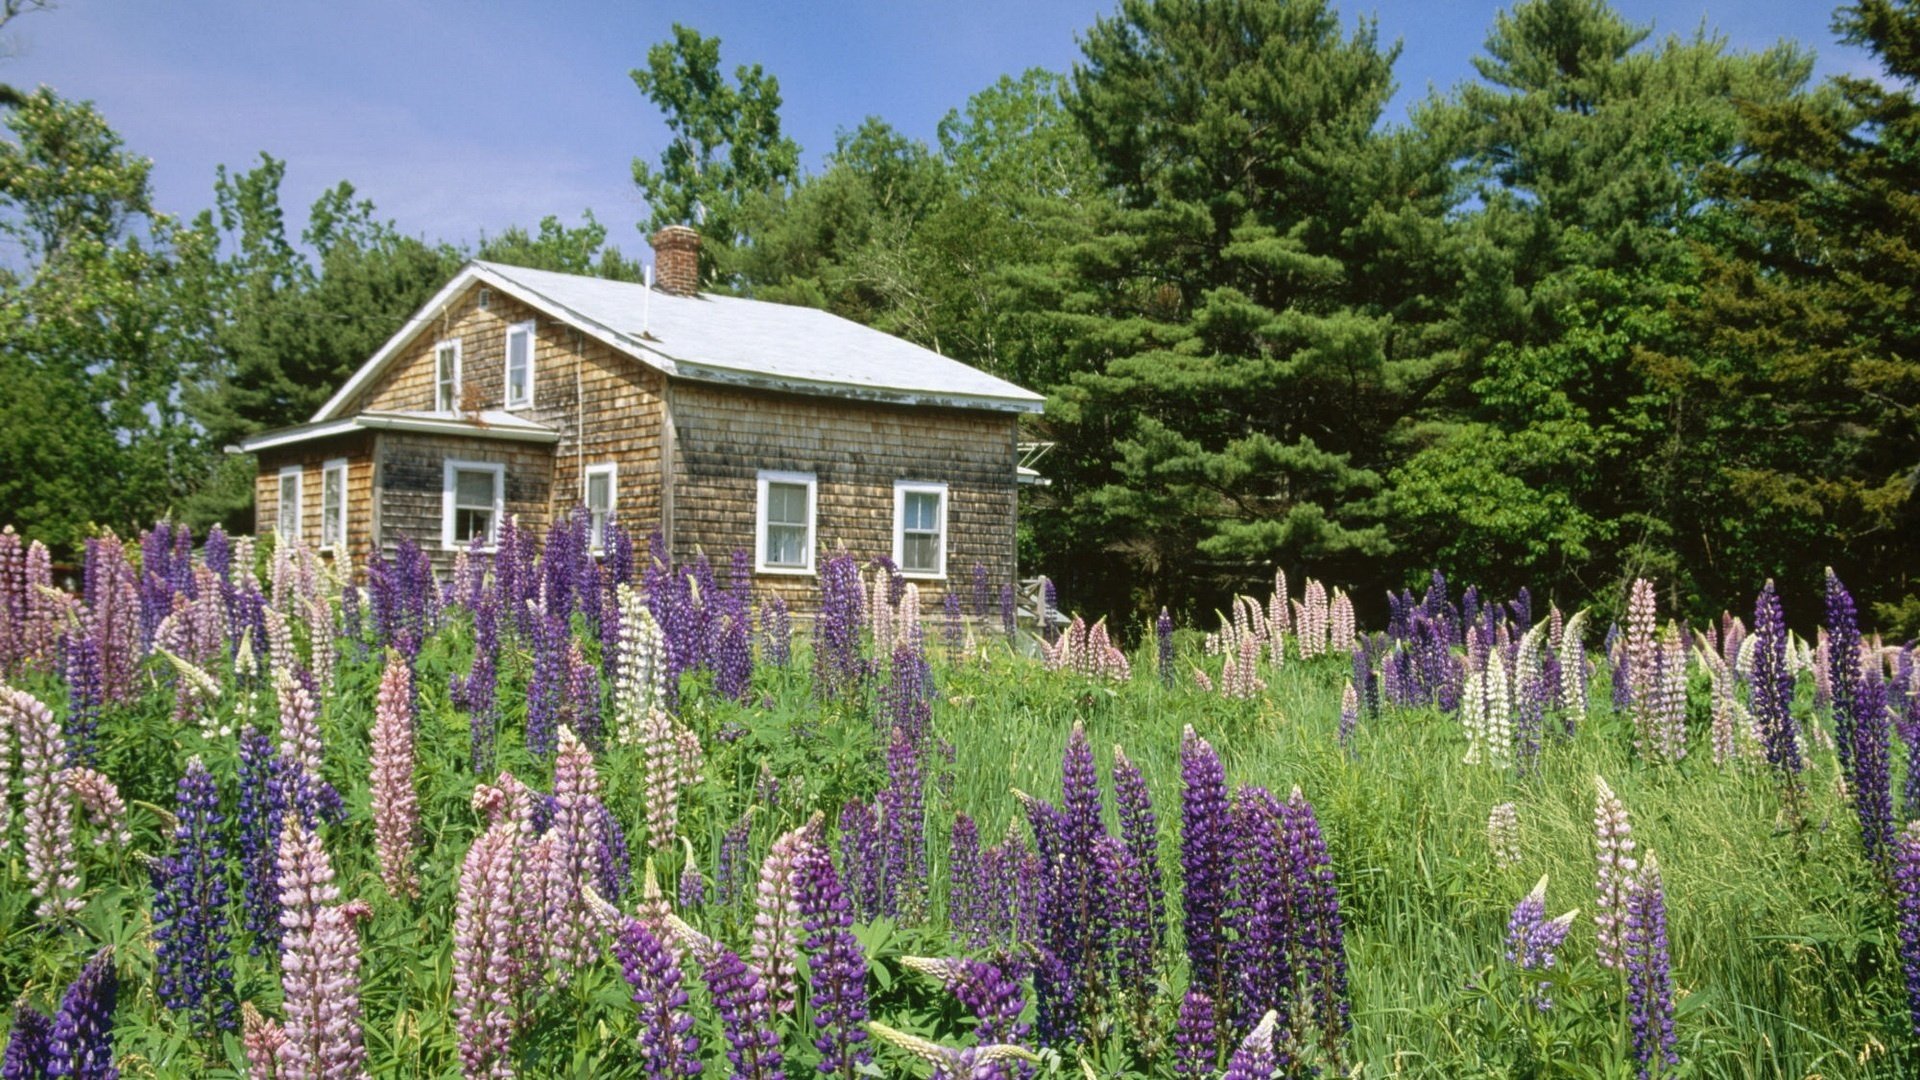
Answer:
1;618;1914;1078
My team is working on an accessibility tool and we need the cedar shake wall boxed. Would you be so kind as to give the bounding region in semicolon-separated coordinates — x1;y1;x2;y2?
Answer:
373;432;554;572
339;282;668;538
254;433;375;567
666;381;1020;611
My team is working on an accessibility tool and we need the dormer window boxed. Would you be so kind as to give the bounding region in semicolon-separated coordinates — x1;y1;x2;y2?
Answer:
505;321;534;408
434;339;462;412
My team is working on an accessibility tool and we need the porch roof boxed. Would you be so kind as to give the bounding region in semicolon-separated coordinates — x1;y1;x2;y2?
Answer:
232;409;561;454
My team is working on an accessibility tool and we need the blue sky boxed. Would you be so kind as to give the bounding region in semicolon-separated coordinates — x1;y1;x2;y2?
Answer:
0;0;1878;258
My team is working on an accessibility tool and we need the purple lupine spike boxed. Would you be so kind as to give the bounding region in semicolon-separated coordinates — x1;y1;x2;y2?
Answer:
758;596;791;667
942;589;964;653
1505;875;1576;1011
1111;747;1165;958
237;726;287;955
1827;569;1863;782
880;639;932;747
948;813;983;944
1624;855;1678;1079
612;917;701;1077
1221;1011;1279;1080
813;550;865;702
455;584;501;775
797;846;872;1077
152;758;236;1033
564;641;603;749
1896;823;1920;1036
719;812;755;912
1180;726;1232;1003
837;800;881;923
1852;667;1895;869
1170;989;1217;1078
902;956;1032;1080
1286;785;1350;1061
714;601;754;702
1156;607;1175;687
48;950;117;1080
679;860;707;910
591;797;632;904
999;584;1017;644
3;1005;52;1079
880;727;926;917
1227;786;1287;1033
61;633;102;767
1753;582;1804;780
684;930;782;1079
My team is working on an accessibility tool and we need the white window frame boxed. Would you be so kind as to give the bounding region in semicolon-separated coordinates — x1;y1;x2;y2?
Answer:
320;458;348;552
504;320;535;409
441;459;506;551
276;466;303;542
892;480;949;579
754;470;817;575
584;462;617;553
434;339;463;413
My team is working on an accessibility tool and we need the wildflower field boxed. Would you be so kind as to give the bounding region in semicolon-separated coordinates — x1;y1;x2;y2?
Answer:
0;519;1916;1078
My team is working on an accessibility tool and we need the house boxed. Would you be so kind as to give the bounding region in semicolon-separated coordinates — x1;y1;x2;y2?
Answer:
235;226;1046;609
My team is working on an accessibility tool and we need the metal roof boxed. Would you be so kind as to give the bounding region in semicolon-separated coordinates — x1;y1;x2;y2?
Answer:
313;261;1045;421
235;409;560;453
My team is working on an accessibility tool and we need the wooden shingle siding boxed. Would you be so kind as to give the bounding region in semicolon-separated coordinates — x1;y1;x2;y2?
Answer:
252;433;375;569
666;381;1019;611
340;283;668;544
373;432;554;573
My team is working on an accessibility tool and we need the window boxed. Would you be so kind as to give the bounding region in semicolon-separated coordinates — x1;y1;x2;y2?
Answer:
320;459;348;551
584;462;616;552
754;470;816;574
505;321;535;408
434;339;462;412
893;481;948;578
442;460;505;550
276;466;303;541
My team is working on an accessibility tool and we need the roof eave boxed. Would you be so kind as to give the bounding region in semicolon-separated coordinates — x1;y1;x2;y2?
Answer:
233;418;363;454
672;361;1046;415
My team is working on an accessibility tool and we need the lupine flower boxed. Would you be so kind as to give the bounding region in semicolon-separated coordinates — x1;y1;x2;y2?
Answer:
545;727;603;979
5;1005;53;1080
613;585;667;746
1826;568;1863;782
152;758;236;1033
751;820;818;1014
1594;775;1637;970
1180;726;1232;1001
865;1021;1038;1080
713;603;754;702
1625;578;1658;716
83;534;139;704
1339;679;1359;750
592;799;632;904
942;589;964;653
1488;802;1521;870
1752;581;1804;778
2;684;81;917
241;1002;286;1080
638;706;690;851
525;599;566;758
238;726;289;955
1110;747;1165;956
758;596;791;667
836;801;882;921
1221;1010;1279;1080
999;584;1016;643
665;916;782;1080
1625;853;1678;1079
1853;667;1895;869
881;640;933;747
48;949;118;1080
370;652;419;900
880;727;927;917
948;813;983;943
452;822;518;1078
720;812;756;912
813;550;865;701
274;668;323;788
61;632;103;767
564;642;603;749
611;916;701;1077
62;768;128;848
1893;822;1920;1036
900;956;1030;1080
277;820;367;1080
1505;875;1577;1010
1154;607;1175;687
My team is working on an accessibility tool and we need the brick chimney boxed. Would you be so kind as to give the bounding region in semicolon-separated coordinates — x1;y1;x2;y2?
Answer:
651;225;701;297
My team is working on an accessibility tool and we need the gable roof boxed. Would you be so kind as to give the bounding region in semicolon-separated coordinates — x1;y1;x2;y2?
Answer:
313;261;1046;421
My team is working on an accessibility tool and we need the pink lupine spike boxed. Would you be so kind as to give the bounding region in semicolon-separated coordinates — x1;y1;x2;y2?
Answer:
242;1001;287;1080
62;766;130;847
370;651;418;899
277;818;367;1079
752;816;824;1014
3;682;81;916
545;726;603;980
1594;775;1638;970
454;821;519;1077
275;668;322;780
638;706;688;851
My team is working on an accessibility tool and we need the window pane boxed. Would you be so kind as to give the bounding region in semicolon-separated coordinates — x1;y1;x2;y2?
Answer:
587;473;610;511
767;482;807;526
905;491;939;531
766;523;806;566
455;507;493;544
903;534;938;573
456;469;495;507
507;330;529;402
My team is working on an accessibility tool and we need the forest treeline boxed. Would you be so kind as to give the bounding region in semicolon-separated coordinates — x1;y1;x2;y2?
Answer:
1;0;1915;632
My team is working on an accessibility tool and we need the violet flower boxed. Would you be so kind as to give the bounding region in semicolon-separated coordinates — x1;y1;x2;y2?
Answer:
612;916;701;1077
1894;822;1920;1036
1504;875;1576;1010
1220;1010;1279;1080
1170;989;1217;1078
1853;667;1895;869
2;684;80;917
3;1005;52;1080
48;949;118;1080
237;726;288;955
812;550;864;701
1157;607;1175;687
1826;568;1862;781
1624;854;1678;1079
880;727;927;917
836;800;881;922
152;757;236;1033
1180;726;1231;1002
1752;581;1803;777
948;813;983;944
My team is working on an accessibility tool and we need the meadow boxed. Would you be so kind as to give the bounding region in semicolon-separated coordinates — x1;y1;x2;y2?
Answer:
0;519;1914;1078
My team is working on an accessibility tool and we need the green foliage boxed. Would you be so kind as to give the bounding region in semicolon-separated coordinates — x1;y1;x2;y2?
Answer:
630;23;800;281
